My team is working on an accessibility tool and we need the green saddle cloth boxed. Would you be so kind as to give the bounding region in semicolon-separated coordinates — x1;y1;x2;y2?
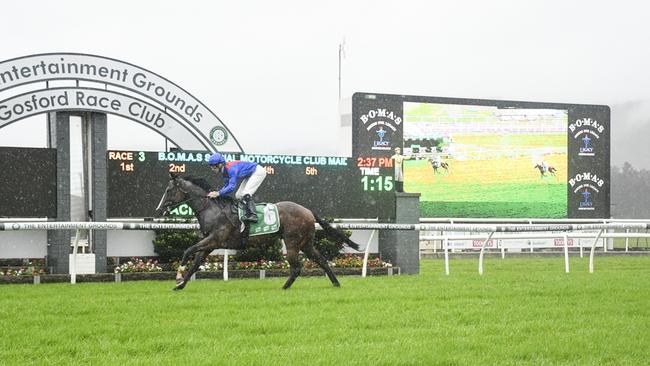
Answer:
238;203;280;236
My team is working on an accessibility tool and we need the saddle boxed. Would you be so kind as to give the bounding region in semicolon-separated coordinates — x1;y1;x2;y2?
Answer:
236;202;280;236
220;198;280;236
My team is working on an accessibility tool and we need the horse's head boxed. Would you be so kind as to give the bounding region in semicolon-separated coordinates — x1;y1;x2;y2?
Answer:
154;173;191;217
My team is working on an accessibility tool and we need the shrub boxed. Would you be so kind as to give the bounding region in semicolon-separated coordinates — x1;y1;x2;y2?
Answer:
152;217;354;264
152;220;200;263
313;217;353;261
234;238;284;262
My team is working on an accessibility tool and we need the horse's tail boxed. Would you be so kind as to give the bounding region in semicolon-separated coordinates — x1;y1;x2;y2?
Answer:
313;214;360;251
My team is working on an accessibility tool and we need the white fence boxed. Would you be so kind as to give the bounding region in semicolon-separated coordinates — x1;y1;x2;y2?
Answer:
2;221;649;283
330;221;649;276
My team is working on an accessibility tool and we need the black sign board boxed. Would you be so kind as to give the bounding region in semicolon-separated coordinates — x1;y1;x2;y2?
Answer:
0;147;57;217
107;150;395;219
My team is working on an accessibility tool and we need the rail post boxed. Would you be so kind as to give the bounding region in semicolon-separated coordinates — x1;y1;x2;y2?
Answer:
361;230;376;278
444;237;449;275
589;229;605;273
563;233;570;273
478;231;495;275
223;249;229;281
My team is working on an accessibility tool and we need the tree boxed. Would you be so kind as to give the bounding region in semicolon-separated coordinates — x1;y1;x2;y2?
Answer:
611;162;650;218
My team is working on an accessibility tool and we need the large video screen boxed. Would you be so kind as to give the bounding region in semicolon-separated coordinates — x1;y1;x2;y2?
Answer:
402;102;568;218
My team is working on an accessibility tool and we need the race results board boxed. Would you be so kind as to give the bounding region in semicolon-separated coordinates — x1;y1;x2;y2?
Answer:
107;150;396;219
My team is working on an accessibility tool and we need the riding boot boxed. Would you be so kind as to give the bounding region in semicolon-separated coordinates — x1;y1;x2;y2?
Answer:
242;194;258;223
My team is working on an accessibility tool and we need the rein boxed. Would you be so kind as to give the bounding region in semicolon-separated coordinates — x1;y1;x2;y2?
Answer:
169;196;210;214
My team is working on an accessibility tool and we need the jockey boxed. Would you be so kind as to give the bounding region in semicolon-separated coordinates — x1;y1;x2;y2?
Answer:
540;160;549;173
206;153;267;223
432;155;442;168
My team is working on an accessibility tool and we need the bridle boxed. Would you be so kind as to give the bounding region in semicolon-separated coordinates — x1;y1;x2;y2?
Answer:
158;182;211;216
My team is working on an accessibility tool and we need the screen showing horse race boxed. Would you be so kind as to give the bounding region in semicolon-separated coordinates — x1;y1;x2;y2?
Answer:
352;92;611;219
402;102;568;218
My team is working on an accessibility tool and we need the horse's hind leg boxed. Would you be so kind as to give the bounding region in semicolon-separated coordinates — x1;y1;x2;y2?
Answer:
282;247;302;290
302;243;340;287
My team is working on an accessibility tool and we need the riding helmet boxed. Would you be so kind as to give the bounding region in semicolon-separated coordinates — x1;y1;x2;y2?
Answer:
208;153;225;166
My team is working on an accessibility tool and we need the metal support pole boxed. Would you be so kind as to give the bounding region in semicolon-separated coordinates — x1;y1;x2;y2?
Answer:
450;221;456;253
433;231;437;254
563;233;570;273
589;229;604;273
579;235;584;258
478;231;495;275
223;249;229;281
444;237;449;275
603;220;608;252
362;230;376;278
529;220;534;253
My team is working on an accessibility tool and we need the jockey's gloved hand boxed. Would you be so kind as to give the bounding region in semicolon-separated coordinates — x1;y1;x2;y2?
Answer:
207;191;219;198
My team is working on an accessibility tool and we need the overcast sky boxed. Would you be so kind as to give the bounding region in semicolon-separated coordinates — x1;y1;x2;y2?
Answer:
1;0;648;166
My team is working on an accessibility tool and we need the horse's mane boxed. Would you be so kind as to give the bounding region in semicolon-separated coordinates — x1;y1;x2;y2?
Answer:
182;175;213;192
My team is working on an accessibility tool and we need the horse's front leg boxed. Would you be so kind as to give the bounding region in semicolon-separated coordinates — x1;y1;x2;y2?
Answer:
174;234;216;290
175;248;211;290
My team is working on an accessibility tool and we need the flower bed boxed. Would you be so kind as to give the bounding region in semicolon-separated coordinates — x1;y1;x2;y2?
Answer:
0;266;398;285
1;266;46;277
1;254;395;285
189;254;392;272
114;258;163;273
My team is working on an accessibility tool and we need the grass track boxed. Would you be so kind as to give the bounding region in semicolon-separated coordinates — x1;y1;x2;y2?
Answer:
2;257;650;365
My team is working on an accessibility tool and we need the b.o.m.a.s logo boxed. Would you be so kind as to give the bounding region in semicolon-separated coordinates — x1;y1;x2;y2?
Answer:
359;108;401;151
569;118;604;157
209;126;228;146
568;172;605;211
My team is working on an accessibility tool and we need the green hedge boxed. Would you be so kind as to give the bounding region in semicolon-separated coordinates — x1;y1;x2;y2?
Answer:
153;217;352;263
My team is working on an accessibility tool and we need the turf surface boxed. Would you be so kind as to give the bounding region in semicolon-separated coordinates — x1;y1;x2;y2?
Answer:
2;257;649;365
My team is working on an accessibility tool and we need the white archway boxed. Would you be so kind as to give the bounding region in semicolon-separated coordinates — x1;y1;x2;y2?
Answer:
0;53;243;152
